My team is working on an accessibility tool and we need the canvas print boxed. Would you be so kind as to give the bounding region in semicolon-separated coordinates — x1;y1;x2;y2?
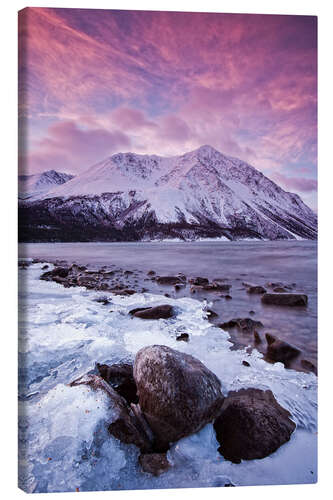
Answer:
18;8;318;493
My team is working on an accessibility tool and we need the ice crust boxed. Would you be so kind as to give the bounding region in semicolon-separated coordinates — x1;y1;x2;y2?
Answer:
18;264;317;492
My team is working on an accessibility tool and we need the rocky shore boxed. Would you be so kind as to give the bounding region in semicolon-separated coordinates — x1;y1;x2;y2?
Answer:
18;258;318;488
69;346;296;476
19;257;316;375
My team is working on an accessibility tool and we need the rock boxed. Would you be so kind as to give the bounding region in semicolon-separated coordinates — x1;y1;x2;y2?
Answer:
188;277;209;286
247;286;267;295
212;282;231;291
300;359;317;375
42;264;49;270
129;305;173;320
273;287;288;293
96;362;138;404
111;288;136;296
69;374;152;452
261;293;308;307
174;283;185;291
214;388;296;463
41;266;69;280
242;360;250;367
18;261;31;269
176;333;189;342
266;281;285;289
206;309;218;318
94;296;110;305
156;276;183;285
139;453;171;476
253;331;262;343
134;345;224;448
191;283;231;293
225;295;232;299
177;273;187;282
219;318;264;333
147;270;156;276
249;310;255;315
265;334;301;363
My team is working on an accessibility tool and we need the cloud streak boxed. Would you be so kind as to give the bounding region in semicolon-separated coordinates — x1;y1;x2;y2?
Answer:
18;8;317;209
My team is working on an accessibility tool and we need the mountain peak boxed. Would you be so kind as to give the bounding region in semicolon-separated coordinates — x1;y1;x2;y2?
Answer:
20;146;317;241
192;145;220;156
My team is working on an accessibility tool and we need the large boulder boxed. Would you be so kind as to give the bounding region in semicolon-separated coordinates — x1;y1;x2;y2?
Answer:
265;334;301;364
69;374;152;452
133;345;224;449
214;388;296;463
129;304;173;320
261;293;308;307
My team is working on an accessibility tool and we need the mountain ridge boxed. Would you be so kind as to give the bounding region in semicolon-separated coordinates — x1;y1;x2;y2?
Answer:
18;170;75;200
18;146;317;242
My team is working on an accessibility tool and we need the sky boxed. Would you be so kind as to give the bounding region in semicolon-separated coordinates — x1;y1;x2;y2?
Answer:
18;8;317;210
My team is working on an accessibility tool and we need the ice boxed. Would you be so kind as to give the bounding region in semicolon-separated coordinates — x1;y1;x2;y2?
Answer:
18;263;317;492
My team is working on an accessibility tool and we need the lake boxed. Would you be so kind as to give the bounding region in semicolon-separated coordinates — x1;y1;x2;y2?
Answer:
19;240;317;366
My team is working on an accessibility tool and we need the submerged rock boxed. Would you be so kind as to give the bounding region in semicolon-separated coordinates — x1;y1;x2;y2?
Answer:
262;293;308;307
129;304;173;320
247;285;267;295
191;283;231;293
265;334;301;364
214;388;296;463
156;276;183;285
219;318;263;333
188;277;209;286
133;345;224;449
139;453;171;476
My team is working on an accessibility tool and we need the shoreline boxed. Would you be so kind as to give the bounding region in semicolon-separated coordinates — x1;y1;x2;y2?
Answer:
19;255;317;376
18;260;318;491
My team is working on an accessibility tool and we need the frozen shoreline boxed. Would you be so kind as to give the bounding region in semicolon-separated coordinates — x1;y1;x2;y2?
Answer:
18;262;317;492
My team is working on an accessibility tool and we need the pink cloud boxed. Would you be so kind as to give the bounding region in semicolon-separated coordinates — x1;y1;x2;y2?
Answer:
110;107;156;131
272;172;317;193
18;8;317;208
20;121;130;174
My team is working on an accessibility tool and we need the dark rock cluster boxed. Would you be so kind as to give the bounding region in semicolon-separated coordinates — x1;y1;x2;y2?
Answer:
70;345;297;477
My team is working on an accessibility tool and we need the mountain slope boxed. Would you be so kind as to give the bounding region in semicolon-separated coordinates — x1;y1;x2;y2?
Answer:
18;146;317;242
18;170;74;200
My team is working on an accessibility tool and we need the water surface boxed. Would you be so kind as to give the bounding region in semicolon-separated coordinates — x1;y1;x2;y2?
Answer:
19;240;317;367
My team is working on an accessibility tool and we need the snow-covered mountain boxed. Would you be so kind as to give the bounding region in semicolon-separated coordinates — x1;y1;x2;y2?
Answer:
18;146;317;241
18;170;74;200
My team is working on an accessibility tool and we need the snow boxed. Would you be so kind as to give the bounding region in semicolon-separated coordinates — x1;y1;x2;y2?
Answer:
18;263;317;492
18;170;74;200
24;145;316;240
